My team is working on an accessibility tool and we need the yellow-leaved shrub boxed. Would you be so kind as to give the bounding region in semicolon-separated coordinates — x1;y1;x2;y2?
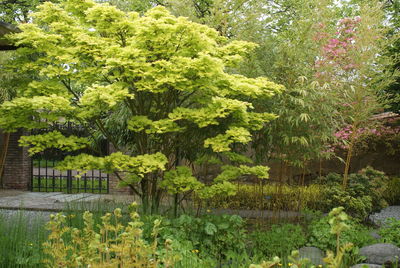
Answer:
203;183;322;211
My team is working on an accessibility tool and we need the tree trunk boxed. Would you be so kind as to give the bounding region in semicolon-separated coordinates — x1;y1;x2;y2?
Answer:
301;164;306;187
173;193;179;217
141;179;149;214
0;132;10;188
319;159;322;178
343;125;358;189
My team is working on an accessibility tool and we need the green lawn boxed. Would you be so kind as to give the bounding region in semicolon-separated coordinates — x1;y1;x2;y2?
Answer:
32;159;59;168
31;177;108;194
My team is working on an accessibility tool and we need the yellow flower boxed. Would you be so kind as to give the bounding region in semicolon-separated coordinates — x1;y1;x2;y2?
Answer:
278;264;282;266
288;263;293;266
206;209;211;213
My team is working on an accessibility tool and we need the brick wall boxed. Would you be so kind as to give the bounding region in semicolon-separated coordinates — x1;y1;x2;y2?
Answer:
264;148;400;184
2;130;31;190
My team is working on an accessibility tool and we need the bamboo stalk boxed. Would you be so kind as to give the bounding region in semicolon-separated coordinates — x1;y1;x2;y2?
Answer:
343;124;358;189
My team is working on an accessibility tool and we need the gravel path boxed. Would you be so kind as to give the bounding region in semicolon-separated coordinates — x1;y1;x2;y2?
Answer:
369;206;400;226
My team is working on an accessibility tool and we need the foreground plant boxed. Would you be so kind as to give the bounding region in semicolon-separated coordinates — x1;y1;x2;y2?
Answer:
249;256;281;268
43;203;176;267
249;251;314;268
251;207;356;268
323;207;353;268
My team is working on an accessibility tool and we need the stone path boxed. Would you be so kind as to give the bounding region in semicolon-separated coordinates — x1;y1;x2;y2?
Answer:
0;190;304;220
2;190;400;222
0;190;137;212
369;205;400;226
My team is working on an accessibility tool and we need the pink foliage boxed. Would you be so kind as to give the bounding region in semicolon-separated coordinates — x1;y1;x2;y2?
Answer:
330;123;400;150
314;16;362;80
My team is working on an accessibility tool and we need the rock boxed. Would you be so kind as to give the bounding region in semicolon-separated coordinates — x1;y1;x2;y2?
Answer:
351;264;382;268
370;231;381;240
359;243;400;265
299;246;324;266
369;206;400;227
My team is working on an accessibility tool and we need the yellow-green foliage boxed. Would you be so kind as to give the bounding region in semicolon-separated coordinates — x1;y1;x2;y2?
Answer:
43;203;176;267
323;207;353;268
19;131;90;155
0;0;283;211
249;256;280;268
205;183;323;211
383;177;400;205
249;250;313;268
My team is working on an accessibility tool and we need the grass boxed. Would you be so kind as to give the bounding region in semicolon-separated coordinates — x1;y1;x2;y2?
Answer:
31;177;108;194
0;210;48;267
0;201;130;267
32;159;59;168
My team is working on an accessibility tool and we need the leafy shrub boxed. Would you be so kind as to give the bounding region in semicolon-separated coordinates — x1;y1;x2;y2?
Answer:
250;224;307;258
249;251;314;268
383;177;400;205
379;218;400;247
307;216;376;252
318;185;373;220
43;203;177;267
205;183;322;211
316;167;389;220
357;167;389;211
143;213;247;261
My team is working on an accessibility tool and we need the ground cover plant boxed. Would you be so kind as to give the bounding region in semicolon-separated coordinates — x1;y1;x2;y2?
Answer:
379;218;400;247
2;203;390;268
250;224;307;258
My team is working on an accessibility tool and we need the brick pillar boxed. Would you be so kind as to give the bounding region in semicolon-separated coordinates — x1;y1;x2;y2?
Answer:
108;143;132;195
2;130;31;190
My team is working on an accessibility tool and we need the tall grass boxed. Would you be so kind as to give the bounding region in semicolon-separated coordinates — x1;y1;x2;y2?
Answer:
0;210;48;267
0;201;128;267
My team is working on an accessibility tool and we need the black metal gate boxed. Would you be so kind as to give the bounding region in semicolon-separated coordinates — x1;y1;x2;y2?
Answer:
30;122;109;194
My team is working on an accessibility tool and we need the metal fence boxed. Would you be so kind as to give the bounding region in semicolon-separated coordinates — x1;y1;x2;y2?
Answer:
30;121;109;194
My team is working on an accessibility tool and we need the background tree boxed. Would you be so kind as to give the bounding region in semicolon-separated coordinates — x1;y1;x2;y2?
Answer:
383;0;400;112
0;0;59;24
0;51;16;186
0;0;55;187
0;0;282;213
101;0;394;182
137;0;344;175
314;1;396;188
247;0;341;173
